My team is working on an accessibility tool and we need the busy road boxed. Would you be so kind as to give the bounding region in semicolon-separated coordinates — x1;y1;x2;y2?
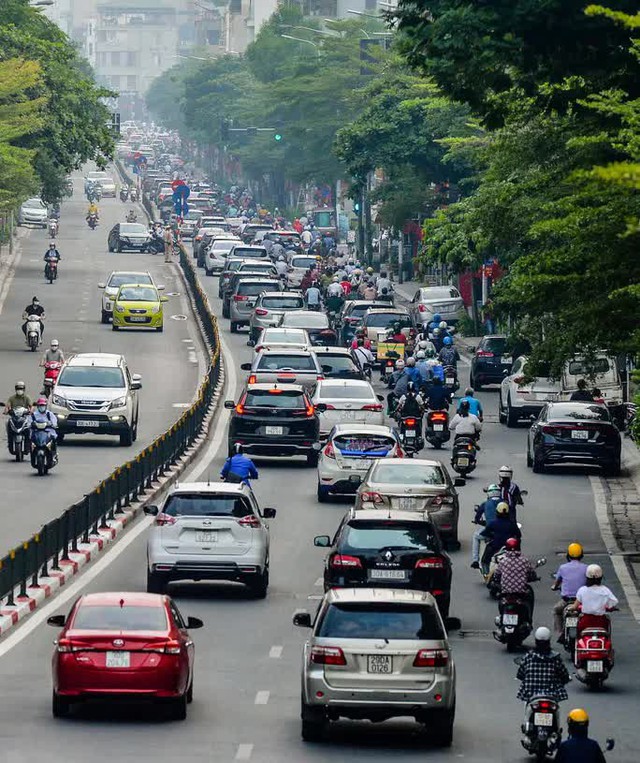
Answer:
0;173;202;551
0;261;636;762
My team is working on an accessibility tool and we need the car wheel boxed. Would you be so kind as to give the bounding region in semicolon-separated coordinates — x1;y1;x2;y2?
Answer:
169;692;187;721
222;303;230;319
186;677;194;704
52;690;70;719
526;444;533;468
248;567;269;599
112;324;119;331
317;482;329;503
301;703;327;742
132;419;138;443
427;705;455;748
307;450;319;467
57;432;65;445
506;395;519;428
471;372;482;391
119;427;133;447
205;268;212;276
117;244;123;253
532;448;545;474
230;321;238;333
604;457;621;478
147;569;167;594
100;310;109;324
498;392;507;424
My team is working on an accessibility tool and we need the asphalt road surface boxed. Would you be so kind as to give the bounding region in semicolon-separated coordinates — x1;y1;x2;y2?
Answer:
0;173;201;551
0;265;635;763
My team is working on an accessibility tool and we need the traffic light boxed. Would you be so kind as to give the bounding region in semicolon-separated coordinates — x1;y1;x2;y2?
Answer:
354;200;361;213
274;132;283;142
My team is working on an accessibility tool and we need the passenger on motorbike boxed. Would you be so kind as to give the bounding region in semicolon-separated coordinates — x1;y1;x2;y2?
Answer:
458;387;483;420
354;338;374;375
570;379;595;402
4;381;33;453
470;484;502;569
22;296;45;338
275;255;288;278
556;709;609;763
220;443;258;486
386;358;405;414
566;564;619;634
29;396;58;456
438;336;460;367
492;537;537;616
449;399;482;445
480;503;521;564
552;543;588;641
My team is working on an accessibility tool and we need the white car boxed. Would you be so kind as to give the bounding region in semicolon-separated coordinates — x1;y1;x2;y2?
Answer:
85;171;116;197
287;253;320;288
98;270;163;324
204;238;242;275
499;355;562;427
18;198;48;227
253;327;310;355
312;379;384;439
316;423;402;502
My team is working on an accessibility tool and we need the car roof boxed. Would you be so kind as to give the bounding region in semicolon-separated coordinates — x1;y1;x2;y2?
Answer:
262;327;308;335
232;244;268;250
246;383;305;393
325;588;437;605
364;307;410;315
78;592;164;608
332;423;394;435
116;283;158;292
66;353;124;367
346;300;387;308
258;348;313;356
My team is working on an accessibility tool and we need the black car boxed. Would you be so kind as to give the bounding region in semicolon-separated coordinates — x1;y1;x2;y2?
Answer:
527;401;621;476
107;222;151;253
224;383;320;465
314;509;453;617
469;335;512;389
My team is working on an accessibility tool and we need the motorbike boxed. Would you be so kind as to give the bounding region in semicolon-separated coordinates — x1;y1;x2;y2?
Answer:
520;693;563;761
443;365;459;393
147;232;165;254
451;434;478;476
399;415;424;455
43;360;62;397
48;219;58;238
44;259;58;284
573;612;616;689
87;213;98;230
25;314;42;352
494;557;546;651
6;406;30;462
119;187;129;202
425;408;451;449
30;420;58;476
130;187;139;202
624;401;637;441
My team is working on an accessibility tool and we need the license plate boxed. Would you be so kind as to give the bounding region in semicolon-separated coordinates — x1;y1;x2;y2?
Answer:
571;430;589;440
195;530;217;543
457;457;469;466
129;316;147;322
341;411;356;420
77;420;100;427
405;430;416;439
503;614;518;625
534;713;553;727
445;377;454;385
565;617;579;628
370;569;406;580
587;660;603;673
501;359;512;365
433;424;444;431
106;651;130;668
265;426;283;435
396;497;418;510
367;655;392;673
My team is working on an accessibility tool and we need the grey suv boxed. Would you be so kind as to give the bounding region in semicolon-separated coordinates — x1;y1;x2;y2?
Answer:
293;588;457;745
229;277;282;333
248;291;305;344
144;482;276;598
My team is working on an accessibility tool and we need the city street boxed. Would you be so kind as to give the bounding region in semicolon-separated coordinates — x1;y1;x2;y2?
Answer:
0;268;636;763
0;174;202;551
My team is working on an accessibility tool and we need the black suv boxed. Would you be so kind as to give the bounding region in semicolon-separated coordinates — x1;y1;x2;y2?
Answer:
224;383;320;465
314;509;452;616
469;335;511;389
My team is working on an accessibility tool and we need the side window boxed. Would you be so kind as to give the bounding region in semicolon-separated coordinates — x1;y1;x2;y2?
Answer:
511;359;522;375
169;601;186;629
412;291;420;303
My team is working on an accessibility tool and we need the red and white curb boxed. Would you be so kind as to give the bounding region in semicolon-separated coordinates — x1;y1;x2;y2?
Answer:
0;510;135;636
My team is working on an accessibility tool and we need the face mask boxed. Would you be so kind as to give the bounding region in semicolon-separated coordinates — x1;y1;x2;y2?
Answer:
37;406;46;413
15;389;24;396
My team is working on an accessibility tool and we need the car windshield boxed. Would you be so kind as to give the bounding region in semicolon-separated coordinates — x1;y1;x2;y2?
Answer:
319;384;373;400
333;434;395;455
372;462;445;485
549;404;610;421
118;286;157;302
291;257;317;269
365;313;409;328
25;198;45;209
237;282;278;296
73;605;167;631
344;521;437;552
318;603;444;640
120;224;147;235
422;287;460;300
261;297;304;310
58;366;125;388
108;273;152;288
481;338;507;354
283;313;329;328
163;493;252;518
234;248;266;258
244;390;306;409
257;354;316;371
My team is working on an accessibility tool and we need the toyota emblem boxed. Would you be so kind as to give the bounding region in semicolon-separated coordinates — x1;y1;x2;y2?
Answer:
112;638;124;647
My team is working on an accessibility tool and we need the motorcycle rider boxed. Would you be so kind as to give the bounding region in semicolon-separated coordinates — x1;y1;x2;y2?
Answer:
387;321;407;346
395;380;424;420
439;336;460;368
304;281;322;311
220;443;258;486
517;627;570;740
275;255;288;279
458;387;483;420
43;241;61;278
552;543;588;641
353;337;374;375
87;200;99;219
126;209;137;223
492;536;537;617
480;504;521;570
4;381;33;454
566;564;619;635
449;399;482;445
40;339;65;367
555;709;609;763
470;484;502;569
498;465;524;518
376;270;393;294
570;378;595;402
424;376;451;411
326;275;344;298
22;296;45;339
29;396;58;458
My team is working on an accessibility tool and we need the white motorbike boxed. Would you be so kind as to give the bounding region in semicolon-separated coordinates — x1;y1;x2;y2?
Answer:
24;313;43;352
48;219;58;238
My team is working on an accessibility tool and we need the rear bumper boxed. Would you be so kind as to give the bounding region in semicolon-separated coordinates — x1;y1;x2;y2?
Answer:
539;443;619;466
150;559;265;583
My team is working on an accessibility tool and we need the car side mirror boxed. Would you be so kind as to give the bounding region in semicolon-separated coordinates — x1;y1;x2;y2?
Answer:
98;283;106;289
262;508;276;519
143;505;159;516
186;616;203;630
240;363;252;371
131;380;142;390
224;400;236;409
376;394;384;402
444;616;461;632
293;611;312;628
454;478;465;487
605;739;615;752
349;474;362;485
157;284;165;290
314;535;331;547
160;296;169;303
315;403;327;413
47;614;66;627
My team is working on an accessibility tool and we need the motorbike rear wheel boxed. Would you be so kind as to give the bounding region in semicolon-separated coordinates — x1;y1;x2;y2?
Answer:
36;452;46;476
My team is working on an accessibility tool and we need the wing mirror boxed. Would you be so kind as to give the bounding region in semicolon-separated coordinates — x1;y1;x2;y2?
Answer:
131;373;142;390
454;478;466;487
240;363;252;371
98;282;106;289
376;394;384;402
293;611;312;628
262;508;277;519
315;403;327;413
224;400;236;409
47;615;66;627
445;616;461;631
314;535;331;547
186;616;203;630
143;505;159;516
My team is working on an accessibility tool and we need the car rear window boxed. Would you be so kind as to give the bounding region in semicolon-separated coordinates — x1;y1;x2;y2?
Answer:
163;493;252;518
233;248;266;258
291;257;317;269
244;390;306;409
73;605;167;631
320;384;373;400
344;521;437;552
318;603;444;640
481;337;507;354
237;281;278;296
261;329;307;344
364;313;410;328
422;287;460;300
346;303;381;319
332;434;395;455
549;404;610;421
317;356;358;374
283;313;329;328
257;354;316;371
372;462;445;485
261;296;304;310
567;358;610;376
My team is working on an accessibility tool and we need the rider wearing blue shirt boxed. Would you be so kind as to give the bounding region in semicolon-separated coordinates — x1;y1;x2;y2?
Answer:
221;444;259;485
458;387;483;420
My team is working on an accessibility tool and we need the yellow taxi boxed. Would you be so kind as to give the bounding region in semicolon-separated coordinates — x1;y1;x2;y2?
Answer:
112;283;167;332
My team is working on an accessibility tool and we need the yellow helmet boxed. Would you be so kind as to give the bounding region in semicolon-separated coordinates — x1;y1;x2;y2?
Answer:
496;501;510;515
568;708;589;724
567;543;584;559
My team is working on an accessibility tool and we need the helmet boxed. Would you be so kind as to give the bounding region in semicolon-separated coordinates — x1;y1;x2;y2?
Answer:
395;358;405;370
586;563;603;580
32;296;39;303
278;255;285;261
464;387;474;397
535;626;551;642
496;501;510;515
433;314;442;323
406;356;416;367
233;443;244;455
567;708;589;725
439;321;448;330
15;381;26;391
36;396;48;407
487;483;501;498
567;543;584;560
498;465;513;479
505;537;520;550
366;266;374;274
51;339;59;349
407;381;416;393
416;350;426;360
433;328;441;336
443;336;453;346
418;340;428;350
459;399;470;413
49;241;56;247
333;275;339;282
393;322;401;332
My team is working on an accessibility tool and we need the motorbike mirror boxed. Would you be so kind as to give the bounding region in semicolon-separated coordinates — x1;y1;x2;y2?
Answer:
605;739;615;752
536;557;547;567
444;616;461;631
454;478;465;487
520;490;528;497
98;282;106;289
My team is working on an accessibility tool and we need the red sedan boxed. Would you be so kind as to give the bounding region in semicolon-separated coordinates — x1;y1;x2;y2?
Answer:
47;591;203;720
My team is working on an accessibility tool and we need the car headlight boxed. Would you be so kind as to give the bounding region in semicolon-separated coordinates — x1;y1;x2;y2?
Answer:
115;305;125;313
150;305;160;314
52;394;67;408
109;396;127;410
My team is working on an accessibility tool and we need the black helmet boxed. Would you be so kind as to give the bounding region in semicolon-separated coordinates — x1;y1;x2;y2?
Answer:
459;399;470;414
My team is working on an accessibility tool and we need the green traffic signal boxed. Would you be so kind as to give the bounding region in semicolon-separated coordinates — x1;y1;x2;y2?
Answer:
274;133;283;142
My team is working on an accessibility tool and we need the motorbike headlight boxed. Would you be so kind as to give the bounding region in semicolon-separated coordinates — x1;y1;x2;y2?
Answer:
52;394;67;408
109;396;127;410
115;305;125;313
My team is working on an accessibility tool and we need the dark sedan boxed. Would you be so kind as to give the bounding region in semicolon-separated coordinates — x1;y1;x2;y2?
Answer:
108;223;151;253
469;335;512;389
527;402;621;476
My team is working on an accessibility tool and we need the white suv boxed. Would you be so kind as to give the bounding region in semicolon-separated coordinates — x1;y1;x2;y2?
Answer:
50;353;141;446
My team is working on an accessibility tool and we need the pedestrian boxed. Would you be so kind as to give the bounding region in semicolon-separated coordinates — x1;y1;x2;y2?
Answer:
163;225;173;263
482;299;496;334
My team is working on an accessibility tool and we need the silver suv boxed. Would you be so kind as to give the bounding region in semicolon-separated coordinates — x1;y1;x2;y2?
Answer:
248;291;305;344
229;277;281;333
293;588;457;745
145;482;276;598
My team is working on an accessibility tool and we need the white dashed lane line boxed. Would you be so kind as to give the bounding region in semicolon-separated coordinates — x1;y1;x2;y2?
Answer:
235;744;254;760
254;691;270;705
269;645;283;659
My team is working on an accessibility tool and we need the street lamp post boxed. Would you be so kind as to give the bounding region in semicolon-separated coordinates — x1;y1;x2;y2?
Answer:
280;35;320;55
30;0;54;5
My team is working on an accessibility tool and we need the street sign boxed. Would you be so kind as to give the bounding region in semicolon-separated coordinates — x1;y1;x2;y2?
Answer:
172;183;190;217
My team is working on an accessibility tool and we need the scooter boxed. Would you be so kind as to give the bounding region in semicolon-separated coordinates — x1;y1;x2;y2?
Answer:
399;415;423;455
494;558;546;651
425;409;451;449
520;694;563;761
147;232;165;254
30;421;58;476
43;361;62;397
48;219;58;238
119;187;129;202
130;187;139;202
5;406;30;462
44;259;58;284
25;314;42;352
87;213;98;230
443;365;459;394
573;612;616;689
451;434;477;476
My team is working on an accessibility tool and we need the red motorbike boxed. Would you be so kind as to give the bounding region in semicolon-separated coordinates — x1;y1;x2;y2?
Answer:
574;612;615;689
43;361;62;397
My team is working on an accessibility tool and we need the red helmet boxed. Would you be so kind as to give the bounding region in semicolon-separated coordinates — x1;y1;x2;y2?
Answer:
505;537;520;551
36;397;48;406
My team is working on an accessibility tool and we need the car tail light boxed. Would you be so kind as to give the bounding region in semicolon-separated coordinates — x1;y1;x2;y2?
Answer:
362;403;383;412
254;308;269;316
431;494;454;506
247;375;257;385
413;648;449;667
476;350;494;357
415;556;445;569
390;444;404;458
155;513;177;526
305;402;315;417
163;640;182;655
316;374;325;381
512;375;525;384
361;491;383;503
310;646;346;665
56;638;76;653
238;515;261;528
235;401;246;415
331;553;362;569
418;304;427;312
323;441;336;459
234;295;248;302
405;418;417;427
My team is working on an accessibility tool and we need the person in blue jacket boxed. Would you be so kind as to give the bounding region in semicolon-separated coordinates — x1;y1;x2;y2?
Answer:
221;443;258;486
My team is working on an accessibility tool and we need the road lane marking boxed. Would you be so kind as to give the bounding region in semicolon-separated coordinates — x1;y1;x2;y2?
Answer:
314;577;323;587
254;691;270;705
235;744;253;760
269;645;283;659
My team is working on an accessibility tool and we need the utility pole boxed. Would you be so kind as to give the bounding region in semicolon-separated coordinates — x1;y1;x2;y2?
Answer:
364;172;373;265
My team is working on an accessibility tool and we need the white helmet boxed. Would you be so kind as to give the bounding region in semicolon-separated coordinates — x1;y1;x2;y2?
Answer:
50;339;59;349
416;350;426;359
535;626;551;642
395;358;405;370
333;275;339;282
586;564;603;580
406;356;416;367
278;255;284;261
418;340;428;350
439;321;448;329
498;465;513;479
